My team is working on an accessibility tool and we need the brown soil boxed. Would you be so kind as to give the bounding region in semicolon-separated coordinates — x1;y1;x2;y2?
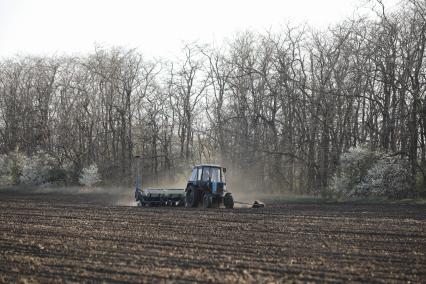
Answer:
0;191;425;283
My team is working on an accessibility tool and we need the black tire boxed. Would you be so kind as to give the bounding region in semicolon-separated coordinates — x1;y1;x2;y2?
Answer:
203;193;212;209
138;198;147;207
185;187;200;208
223;193;234;209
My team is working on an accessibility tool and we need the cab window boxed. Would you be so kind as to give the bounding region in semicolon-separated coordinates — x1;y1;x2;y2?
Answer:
189;168;197;181
202;168;210;181
211;168;220;182
197;168;202;181
202;167;221;182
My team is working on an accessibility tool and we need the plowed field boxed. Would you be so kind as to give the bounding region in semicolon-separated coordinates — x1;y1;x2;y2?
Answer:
0;191;425;283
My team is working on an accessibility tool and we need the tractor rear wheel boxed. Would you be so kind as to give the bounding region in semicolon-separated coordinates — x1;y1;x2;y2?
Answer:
223;193;234;209
185;187;200;208
203;193;212;209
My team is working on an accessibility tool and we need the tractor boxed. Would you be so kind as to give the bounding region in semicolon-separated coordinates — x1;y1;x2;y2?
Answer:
185;164;234;209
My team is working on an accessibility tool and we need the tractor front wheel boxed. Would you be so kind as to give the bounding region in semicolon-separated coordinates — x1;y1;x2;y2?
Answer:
223;193;234;209
185;187;200;208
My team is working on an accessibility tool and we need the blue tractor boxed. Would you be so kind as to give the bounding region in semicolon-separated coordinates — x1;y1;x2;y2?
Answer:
185;164;234;209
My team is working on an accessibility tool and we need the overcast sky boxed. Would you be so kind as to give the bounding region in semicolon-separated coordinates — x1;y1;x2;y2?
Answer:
0;0;400;59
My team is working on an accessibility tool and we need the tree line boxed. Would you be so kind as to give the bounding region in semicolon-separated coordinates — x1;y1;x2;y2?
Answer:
0;0;425;196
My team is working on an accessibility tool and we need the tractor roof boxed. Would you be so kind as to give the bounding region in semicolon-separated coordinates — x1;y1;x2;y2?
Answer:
194;164;222;168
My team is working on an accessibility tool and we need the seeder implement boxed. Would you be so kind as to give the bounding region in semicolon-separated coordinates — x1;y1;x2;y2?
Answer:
135;188;185;207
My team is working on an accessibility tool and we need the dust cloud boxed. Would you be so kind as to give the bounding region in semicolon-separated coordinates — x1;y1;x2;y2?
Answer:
30;185;137;206
23;163;288;208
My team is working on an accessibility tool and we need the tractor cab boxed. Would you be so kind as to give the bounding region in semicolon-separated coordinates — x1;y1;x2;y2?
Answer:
185;164;233;208
189;165;225;194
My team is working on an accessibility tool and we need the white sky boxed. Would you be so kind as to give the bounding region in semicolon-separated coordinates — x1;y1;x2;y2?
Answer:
0;0;400;59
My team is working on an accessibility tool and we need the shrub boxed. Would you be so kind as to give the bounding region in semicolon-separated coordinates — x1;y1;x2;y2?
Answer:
331;145;412;199
19;151;56;185
360;156;411;199
0;154;13;185
79;164;101;187
331;146;379;198
0;150;27;186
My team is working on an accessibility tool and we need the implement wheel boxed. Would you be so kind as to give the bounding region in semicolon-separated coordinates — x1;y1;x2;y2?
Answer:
185;187;200;208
